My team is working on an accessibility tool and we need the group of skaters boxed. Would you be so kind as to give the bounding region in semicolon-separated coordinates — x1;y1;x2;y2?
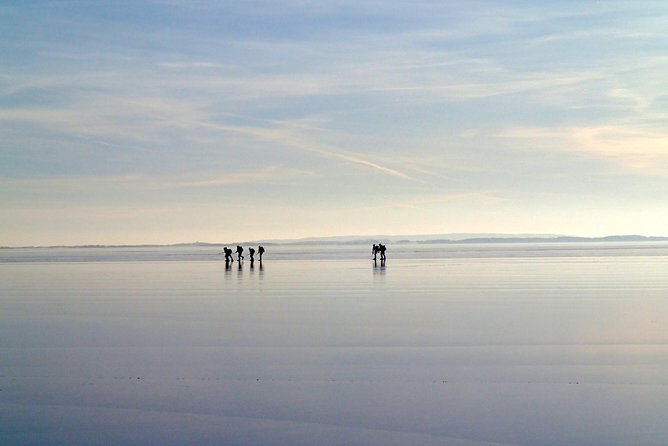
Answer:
372;243;387;262
222;243;386;264
222;245;265;264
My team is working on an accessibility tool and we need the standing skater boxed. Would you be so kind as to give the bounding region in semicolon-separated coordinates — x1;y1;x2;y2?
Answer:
372;244;379;261
248;247;255;262
258;245;265;262
379;243;387;262
236;245;244;262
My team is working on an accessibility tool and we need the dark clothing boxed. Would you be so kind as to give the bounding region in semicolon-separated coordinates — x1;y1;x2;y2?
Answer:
223;247;233;262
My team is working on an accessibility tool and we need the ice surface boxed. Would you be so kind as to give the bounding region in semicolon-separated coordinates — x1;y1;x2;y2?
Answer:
1;244;668;445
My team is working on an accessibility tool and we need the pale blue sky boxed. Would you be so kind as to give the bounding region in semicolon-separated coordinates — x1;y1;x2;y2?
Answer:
2;1;667;245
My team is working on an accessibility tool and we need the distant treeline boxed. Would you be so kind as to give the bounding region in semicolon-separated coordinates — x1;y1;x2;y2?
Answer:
403;235;668;244
261;235;668;245
3;235;668;250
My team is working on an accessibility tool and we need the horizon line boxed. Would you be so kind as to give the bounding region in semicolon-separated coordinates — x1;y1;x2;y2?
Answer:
3;233;668;249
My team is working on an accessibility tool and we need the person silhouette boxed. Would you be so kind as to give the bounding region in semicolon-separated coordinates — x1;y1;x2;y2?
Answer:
222;247;233;263
372;244;379;261
379;243;387;262
249;247;255;262
236;245;244;262
258;245;265;262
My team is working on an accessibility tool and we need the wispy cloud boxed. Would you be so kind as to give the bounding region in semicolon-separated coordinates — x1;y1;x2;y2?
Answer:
368;190;504;211
500;124;668;175
0;165;310;192
158;61;225;69
369;70;603;99
156;166;314;189
573;126;668;172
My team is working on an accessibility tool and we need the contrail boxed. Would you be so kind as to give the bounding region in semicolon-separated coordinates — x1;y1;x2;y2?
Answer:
195;120;418;182
332;152;412;179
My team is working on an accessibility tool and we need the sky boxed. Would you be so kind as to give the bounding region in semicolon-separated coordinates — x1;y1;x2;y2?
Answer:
2;1;668;246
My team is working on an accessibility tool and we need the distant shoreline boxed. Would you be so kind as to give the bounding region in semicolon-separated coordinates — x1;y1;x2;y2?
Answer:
2;234;668;250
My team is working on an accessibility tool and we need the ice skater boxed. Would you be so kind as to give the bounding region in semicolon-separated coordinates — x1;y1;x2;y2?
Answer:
379;243;387;262
221;247;233;263
372;244;379;261
249;247;255;262
258;245;265;262
236;245;244;262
